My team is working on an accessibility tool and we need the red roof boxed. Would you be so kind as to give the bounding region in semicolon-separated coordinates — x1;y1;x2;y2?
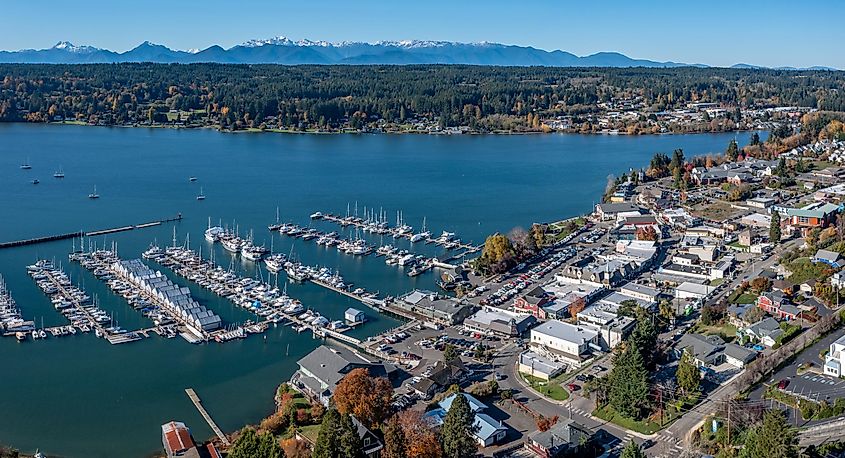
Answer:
163;421;194;454
206;443;222;458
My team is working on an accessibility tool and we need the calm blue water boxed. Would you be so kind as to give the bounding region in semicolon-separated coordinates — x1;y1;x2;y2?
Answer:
0;124;761;457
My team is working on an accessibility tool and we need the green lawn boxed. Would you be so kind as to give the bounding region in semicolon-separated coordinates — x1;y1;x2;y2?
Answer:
729;292;758;304
787;258;833;285
297;424;321;443
593;406;661;434
709;278;725;287
690;323;738;342
521;373;570;401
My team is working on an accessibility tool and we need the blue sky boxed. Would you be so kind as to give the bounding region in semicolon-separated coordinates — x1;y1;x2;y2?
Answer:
1;0;843;68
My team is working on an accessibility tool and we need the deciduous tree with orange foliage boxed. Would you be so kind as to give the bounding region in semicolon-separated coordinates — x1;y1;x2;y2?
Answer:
397;410;443;458
333;368;393;429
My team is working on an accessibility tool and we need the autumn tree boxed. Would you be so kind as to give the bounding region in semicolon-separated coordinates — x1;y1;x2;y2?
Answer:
397;410;443;458
569;297;587;320
280;437;310;458
333;368;394;429
635;226;658;241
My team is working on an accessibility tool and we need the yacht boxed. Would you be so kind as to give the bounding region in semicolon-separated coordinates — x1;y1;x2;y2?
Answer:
31;179;39;185
221;236;243;253
204;226;224;243
241;243;269;261
88;185;100;199
189;176;198;182
410;217;430;243
20;159;32;170
196;187;206;201
310;211;323;219
53;167;65;178
285;265;309;282
264;254;287;273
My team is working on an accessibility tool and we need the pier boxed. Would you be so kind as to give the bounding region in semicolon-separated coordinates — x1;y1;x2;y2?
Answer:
0;214;183;249
185;388;231;446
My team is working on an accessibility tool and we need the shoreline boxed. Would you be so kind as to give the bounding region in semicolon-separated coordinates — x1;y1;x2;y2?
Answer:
1;120;758;138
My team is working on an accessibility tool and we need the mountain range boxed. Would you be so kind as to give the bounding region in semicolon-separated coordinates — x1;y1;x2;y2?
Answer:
0;38;837;69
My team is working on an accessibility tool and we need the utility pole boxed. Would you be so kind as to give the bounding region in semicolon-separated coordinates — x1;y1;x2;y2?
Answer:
727;400;731;447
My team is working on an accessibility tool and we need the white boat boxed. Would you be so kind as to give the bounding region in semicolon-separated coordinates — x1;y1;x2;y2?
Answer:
310;211;323;219
31;179;39;185
410;217;430;242
196;187;206;201
88;185;100;199
264;254;287;273
20;159;32;170
241;244;269;261
189;176;198;182
221;237;243;253
53;166;65;178
204;226;224;242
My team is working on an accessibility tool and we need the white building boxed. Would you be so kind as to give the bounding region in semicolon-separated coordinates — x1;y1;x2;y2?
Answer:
675;282;716;300
825;334;845;377
530;320;600;368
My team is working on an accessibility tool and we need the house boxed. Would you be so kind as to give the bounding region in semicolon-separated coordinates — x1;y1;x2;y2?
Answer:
741;317;783;347
395;290;475;324
352;416;384;458
530;320;600;368
518;351;567;380
723;343;757;368
824;334;845;377
409;359;468;399
747;196;777;210
526;419;594;458
513;286;553;319
291;346;397;406
424;393;507;447
162;421;200;458
464;306;537;337
813;249;843;269
757;292;800;320
727;303;757;328
676;334;726;367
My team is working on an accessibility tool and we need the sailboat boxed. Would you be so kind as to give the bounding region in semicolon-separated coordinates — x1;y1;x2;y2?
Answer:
196;187;206;201
53;166;65;178
88;185;100;199
20;158;32;170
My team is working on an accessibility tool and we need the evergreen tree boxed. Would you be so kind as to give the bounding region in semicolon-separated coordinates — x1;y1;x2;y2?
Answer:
629;316;658;368
382;416;407;458
770;211;782;244
750;132;761;146
609;344;650;420
228;427;284;458
314;409;363;458
726;139;739;161
443;344;459;363
740;410;798;458
675;351;701;397
338;412;365;458
441;394;478;458
620;441;646;458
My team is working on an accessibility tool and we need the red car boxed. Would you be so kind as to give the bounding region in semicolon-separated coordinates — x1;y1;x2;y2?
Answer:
777;379;790;390
567;383;580;391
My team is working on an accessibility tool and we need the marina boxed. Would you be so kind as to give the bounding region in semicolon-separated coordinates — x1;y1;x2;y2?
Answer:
0;123;755;457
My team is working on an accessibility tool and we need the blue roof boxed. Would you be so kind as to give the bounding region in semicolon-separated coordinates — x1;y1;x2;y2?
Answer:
474;413;505;440
439;393;486;413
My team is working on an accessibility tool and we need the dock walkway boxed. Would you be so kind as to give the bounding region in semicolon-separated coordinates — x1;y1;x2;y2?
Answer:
185;388;230;446
0;215;182;249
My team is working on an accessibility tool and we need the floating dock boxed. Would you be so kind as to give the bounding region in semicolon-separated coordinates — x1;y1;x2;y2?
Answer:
185;388;231;446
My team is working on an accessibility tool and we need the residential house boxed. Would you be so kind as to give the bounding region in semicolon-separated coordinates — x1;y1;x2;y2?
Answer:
291;346;397;406
757;292;801;320
352;416;384;458
723;343;757;368
409;359;468;399
813;249;843;269
741;317;783;347
526;419;594;458
424;393;507;447
676;334;726;367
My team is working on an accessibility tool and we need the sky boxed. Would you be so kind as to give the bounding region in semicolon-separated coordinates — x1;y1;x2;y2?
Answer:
1;0;843;69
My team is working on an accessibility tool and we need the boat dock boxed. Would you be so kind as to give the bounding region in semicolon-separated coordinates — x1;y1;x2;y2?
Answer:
0;214;183;250
185;388;231;446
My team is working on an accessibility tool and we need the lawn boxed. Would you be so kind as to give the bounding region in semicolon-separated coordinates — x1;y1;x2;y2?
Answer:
593;406;661;434
729;291;758;304
787;258;834;285
521;373;570;401
690;323;738;342
297;424;321;443
709;278;725;287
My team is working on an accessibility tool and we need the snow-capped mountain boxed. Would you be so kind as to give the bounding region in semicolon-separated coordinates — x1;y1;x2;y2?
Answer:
0;37;835;69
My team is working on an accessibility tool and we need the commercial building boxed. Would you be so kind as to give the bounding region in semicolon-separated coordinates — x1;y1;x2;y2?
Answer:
396;290;475;325
530;320;600;368
464;306;537;337
824;334;845;377
518;351;567;380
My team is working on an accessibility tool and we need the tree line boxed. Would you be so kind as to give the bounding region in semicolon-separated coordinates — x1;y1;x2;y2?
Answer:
2;64;845;131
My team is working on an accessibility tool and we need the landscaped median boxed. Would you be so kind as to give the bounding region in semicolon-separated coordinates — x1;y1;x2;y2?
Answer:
519;372;570;401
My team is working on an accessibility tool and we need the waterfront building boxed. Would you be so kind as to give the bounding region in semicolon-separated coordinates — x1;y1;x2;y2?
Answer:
161;421;199;458
291;345;397;406
114;259;221;337
463;306;536;337
395;289;475;325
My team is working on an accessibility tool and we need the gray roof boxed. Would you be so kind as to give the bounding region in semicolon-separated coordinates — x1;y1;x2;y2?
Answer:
723;343;757;364
529;419;592;453
814;249;842;263
296;346;374;392
678;333;724;363
597;202;639;214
